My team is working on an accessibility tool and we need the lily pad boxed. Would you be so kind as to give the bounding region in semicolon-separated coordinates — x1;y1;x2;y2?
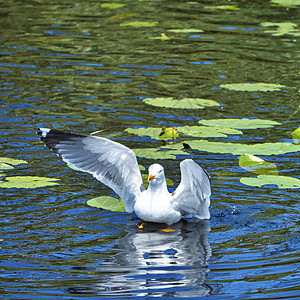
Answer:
101;3;126;9
167;28;204;33
148;33;171;41
178;125;242;138
133;148;187;160
138;164;146;171
87;196;126;212
159;127;179;139
143;97;220;109
239;154;278;175
271;0;300;8
260;22;300;37
220;83;286;92
205;5;240;10
0;157;27;170
198;118;281;129
240;175;300;189
0;176;60;189
120;21;158;27
126;125;242;140
292;127;300;144
163;140;300;155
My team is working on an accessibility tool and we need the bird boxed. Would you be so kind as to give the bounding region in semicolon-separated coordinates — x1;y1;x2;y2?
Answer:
37;128;211;225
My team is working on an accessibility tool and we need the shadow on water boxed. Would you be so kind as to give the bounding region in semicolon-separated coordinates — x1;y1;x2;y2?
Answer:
69;220;212;298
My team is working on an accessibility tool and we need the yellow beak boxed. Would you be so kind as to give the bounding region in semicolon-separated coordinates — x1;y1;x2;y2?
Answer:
148;174;155;181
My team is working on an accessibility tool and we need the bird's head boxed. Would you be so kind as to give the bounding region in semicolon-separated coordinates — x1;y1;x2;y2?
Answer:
148;163;165;185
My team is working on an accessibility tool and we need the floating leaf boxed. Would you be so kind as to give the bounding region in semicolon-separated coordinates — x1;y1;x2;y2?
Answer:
260;22;300;37
148;33;171;41
101;3;126;9
0;176;60;189
205;5;240;10
270;0;300;8
120;21;158;27
159;127;179;139
167;28;204;33
126;127;162;140
220;83;286;92
0;157;27;170
292;127;300;144
126;125;242;140
240;175;300;189
239;154;278;175
143;97;220;109
138;164;146;171
178;125;242;138
133;148;187;159
163;140;300;155
87;196;126;212
198;118;281;129
125;126;178;140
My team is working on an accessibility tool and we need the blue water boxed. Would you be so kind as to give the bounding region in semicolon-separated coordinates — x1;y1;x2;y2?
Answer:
0;0;299;298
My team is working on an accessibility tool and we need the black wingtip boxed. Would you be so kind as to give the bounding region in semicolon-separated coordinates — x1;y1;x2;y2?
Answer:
37;127;89;148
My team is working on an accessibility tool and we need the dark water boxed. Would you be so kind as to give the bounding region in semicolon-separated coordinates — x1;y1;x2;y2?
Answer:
1;0;299;299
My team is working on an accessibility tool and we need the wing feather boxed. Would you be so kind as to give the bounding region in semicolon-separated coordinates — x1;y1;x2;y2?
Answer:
37;128;144;213
171;159;211;219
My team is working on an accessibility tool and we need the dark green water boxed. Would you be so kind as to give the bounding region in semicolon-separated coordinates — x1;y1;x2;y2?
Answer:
0;0;299;299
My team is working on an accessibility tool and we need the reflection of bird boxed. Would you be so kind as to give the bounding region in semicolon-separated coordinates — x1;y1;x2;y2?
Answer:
68;220;212;297
37;128;211;225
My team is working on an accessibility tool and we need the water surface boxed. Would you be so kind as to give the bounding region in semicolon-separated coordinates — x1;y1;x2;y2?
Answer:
0;0;299;299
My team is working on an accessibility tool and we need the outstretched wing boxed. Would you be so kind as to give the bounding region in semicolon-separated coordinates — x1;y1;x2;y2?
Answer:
37;128;144;213
171;159;211;219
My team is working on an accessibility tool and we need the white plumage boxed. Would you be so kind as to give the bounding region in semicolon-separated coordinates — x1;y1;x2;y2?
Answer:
38;128;211;225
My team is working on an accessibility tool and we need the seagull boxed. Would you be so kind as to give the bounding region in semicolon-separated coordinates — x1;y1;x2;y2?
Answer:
37;128;211;225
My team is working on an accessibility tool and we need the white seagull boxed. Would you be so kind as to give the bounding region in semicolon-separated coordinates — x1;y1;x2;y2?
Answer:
37;128;211;225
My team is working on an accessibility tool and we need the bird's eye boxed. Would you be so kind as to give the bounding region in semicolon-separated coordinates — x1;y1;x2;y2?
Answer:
159;170;162;173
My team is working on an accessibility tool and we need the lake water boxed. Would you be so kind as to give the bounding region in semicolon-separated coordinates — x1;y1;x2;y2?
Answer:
0;0;299;299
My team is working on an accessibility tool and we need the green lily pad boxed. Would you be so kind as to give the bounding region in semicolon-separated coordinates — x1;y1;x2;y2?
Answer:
148;33;171;41
271;0;300;8
292;127;300;144
240;175;300;189
138;164;146;171
220;83;286;91
133;148;187;160
198;118;281;129
87;196;126;212
0;176;60;189
179;125;242;138
143;97;220;109
127;126;179;140
126;125;242;140
260;22;300;37
239;154;278;175
167;28;204;33
160;127;179;139
0;157;27;170
126;127;167;140
163;140;300;155
205;5;240;10
101;3;126;9
120;21;158;27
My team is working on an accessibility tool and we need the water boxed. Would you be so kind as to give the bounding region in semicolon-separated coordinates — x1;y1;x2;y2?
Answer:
0;0;299;299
